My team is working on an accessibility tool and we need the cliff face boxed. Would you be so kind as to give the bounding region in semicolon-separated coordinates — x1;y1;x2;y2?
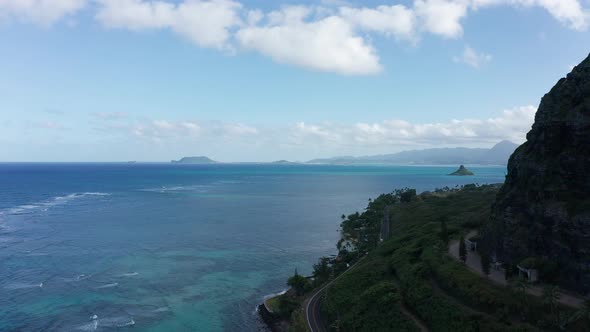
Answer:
485;53;590;291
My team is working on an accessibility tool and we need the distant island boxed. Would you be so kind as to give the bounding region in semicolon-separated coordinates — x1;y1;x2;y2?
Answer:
449;165;474;176
271;160;298;165
306;140;518;166
171;156;217;164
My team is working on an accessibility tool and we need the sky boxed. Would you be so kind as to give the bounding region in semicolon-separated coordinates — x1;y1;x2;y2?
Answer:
0;0;589;162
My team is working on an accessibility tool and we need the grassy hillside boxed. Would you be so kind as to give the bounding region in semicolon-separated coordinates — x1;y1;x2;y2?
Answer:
296;185;588;332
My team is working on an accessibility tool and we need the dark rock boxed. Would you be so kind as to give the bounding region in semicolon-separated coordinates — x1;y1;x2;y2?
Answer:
449;165;474;176
483;53;590;292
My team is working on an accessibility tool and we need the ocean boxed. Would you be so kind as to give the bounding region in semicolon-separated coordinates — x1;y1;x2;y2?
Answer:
0;163;505;331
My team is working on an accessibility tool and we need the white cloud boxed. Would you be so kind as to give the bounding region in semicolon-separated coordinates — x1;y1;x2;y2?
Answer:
286;105;536;148
222;123;258;136
470;0;588;30
2;0;588;75
84;106;536;159
338;5;416;41
0;0;87;26
236;7;382;75
453;45;492;68
414;0;469;38
95;0;242;50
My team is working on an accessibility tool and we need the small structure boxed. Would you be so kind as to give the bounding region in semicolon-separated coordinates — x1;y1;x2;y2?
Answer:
517;265;539;282
465;237;478;251
517;257;541;282
492;261;503;271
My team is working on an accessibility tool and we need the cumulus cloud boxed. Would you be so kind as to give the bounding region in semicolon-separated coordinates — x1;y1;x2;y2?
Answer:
101;105;535;151
2;0;588;74
95;118;261;144
356;105;536;146
0;0;87;26
338;5;416;41
414;0;469;38
282;105;536;148
453;45;493;68
95;0;242;50
236;7;382;75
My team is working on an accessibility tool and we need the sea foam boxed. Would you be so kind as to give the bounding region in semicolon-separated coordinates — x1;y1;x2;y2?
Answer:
96;282;118;289
0;192;111;216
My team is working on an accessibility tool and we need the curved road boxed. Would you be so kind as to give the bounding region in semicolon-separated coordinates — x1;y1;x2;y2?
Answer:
305;257;365;332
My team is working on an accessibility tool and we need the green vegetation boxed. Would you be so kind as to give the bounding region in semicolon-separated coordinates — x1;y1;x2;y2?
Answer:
287;269;310;296
286;184;587;331
439;216;449;245
266;295;282;312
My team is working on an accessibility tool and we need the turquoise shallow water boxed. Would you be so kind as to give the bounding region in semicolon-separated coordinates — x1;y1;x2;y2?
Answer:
0;163;505;331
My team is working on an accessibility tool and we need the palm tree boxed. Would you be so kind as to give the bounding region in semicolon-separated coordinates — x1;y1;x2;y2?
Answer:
542;285;560;325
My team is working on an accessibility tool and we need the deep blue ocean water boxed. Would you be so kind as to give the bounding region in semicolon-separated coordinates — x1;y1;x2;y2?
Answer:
0;163;506;331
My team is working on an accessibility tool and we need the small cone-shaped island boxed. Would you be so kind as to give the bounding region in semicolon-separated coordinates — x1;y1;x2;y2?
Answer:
449;165;474;176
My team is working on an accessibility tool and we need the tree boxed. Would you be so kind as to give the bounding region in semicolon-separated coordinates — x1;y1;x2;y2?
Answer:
542;285;561;326
439;216;449;245
481;253;491;277
287;269;309;296
400;189;417;203
459;236;467;263
313;257;331;284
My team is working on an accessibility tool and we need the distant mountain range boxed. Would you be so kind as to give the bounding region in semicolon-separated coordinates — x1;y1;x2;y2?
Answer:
306;141;519;166
170;141;519;166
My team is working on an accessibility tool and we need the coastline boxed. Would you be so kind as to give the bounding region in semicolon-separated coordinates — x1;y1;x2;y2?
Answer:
258;291;290;332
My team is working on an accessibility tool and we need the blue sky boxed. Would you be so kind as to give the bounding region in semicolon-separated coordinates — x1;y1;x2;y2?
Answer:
0;0;589;162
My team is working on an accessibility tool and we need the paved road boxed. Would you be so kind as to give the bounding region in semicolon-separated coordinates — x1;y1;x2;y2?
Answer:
448;231;584;308
305;257;365;332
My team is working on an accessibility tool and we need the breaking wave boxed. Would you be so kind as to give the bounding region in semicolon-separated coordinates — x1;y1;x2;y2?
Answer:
0;192;111;216
96;282;118;289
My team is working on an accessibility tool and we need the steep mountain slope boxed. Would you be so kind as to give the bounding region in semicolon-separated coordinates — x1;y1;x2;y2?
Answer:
484;53;590;292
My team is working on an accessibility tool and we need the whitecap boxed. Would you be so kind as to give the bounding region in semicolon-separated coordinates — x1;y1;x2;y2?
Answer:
96;282;118;289
99;317;135;328
139;185;210;194
62;274;91;282
77;320;98;331
118;272;139;277
0;192;111;216
3;282;44;290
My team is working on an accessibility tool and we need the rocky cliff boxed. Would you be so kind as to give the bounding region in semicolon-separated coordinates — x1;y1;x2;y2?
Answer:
484;53;590;291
